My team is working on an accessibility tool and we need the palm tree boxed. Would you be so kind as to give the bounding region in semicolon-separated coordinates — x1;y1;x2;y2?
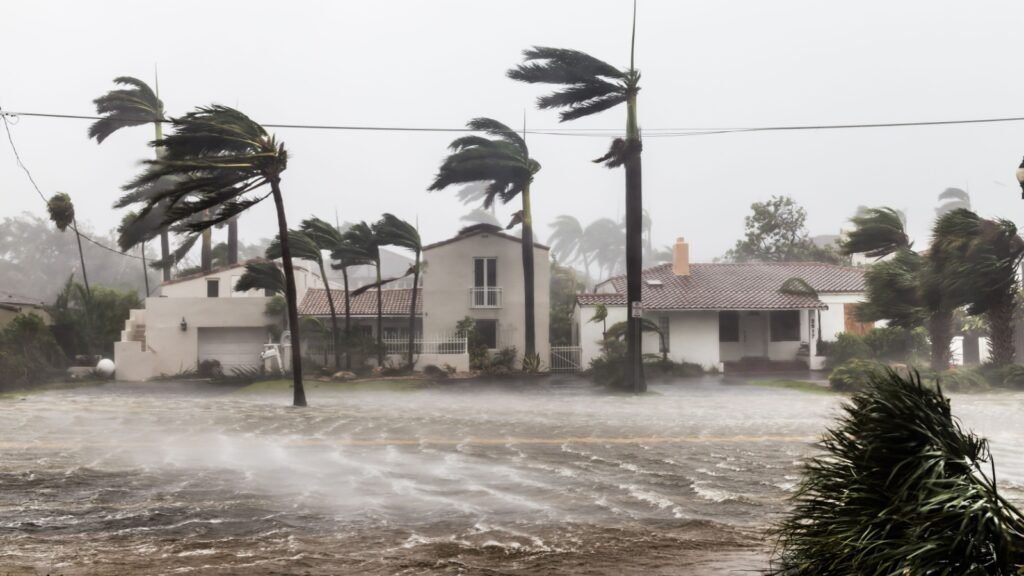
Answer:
47;193;90;296
549;214;587;275
429;117;541;362
89;76;174;281
342;222;384;366
589;303;608;339
841;207;911;259
933;210;1024;366
329;235;373;371
375;214;422;370
267;229;342;370
299;217;348;369
508;3;645;392
118;105;306;407
587;218;626;280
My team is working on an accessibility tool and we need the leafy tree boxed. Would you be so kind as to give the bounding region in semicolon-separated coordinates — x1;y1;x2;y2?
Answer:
508;5;645;392
770;369;1024;574
48;276;141;358
374;214;422;369
119;105;306;407
47;193;90;296
726;195;848;264
429;117;541;362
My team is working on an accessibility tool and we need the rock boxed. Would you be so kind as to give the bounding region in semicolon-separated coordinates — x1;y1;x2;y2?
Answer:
331;371;357;382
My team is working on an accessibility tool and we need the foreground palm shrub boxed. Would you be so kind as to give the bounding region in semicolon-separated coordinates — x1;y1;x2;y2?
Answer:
770;369;1024;575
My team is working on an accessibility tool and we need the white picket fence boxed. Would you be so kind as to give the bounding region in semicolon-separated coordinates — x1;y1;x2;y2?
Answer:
382;336;467;356
550;346;582;373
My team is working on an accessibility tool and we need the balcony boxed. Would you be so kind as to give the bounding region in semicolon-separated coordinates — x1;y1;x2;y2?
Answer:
469;287;502;308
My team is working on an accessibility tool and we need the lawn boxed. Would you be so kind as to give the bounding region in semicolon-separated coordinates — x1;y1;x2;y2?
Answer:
235;378;424;394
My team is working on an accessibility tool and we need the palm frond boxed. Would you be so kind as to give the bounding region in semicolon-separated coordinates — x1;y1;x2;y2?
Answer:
508;46;625;85
266;229;322;263
374;213;421;252
89;76;165;143
841;207;911;259
234;261;285;294
300;217;344;250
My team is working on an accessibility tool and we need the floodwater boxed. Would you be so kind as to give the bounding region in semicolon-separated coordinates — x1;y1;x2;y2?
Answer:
2;379;1022;575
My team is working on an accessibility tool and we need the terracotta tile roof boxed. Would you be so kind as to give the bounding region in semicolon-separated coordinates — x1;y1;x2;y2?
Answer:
299;288;421;317
581;262;865;311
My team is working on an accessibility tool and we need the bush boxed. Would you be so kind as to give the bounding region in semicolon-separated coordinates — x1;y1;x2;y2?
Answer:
771;369;1024;574
0;313;65;389
643;355;704;379
934;367;990;392
521;352;543;373
422;364;447;379
455;317;489;370
824;333;872;368
479;346;518;375
828;359;885;392
588;337;625;389
197;358;223;378
862;325;929;362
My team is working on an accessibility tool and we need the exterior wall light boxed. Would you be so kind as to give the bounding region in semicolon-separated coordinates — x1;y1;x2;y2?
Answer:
180;317;188;331
1016;156;1024;199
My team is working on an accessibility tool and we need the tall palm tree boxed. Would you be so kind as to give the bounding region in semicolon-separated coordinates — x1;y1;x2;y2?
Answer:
549;214;586;272
47;192;90;296
329;236;373;370
342;222;384;366
300;217;348;368
841;207;911;259
119;211;151;296
587;218;626;281
235;260;286;294
508;2;645;392
375;214;422;369
267;229;342;370
429;117;541;362
118;105;306;407
89;76;173;281
933;209;1024;366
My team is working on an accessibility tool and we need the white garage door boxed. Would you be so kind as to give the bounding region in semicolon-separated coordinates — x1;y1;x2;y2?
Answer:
197;327;267;372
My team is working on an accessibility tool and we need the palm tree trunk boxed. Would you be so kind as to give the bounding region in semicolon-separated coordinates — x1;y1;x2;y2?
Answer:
318;260;341;370
376;262;384;366
521;183;537;359
141;241;150;296
623;92;645;393
342;267;352;370
987;295;1016;366
407;252;420;369
201;228;212;272
227;218;239;265
269;179;306;407
72;215;91;297
929;307;954;371
160;231;171;282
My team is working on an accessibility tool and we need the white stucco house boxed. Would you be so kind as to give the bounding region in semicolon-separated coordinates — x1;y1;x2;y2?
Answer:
574;238;869;371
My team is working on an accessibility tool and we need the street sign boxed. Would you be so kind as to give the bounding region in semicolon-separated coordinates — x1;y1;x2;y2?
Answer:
630;301;643;318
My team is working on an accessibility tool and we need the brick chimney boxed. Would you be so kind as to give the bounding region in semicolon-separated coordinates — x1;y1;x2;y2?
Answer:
672;237;690;276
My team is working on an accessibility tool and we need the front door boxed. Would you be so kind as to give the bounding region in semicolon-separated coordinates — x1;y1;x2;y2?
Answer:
740;311;766;357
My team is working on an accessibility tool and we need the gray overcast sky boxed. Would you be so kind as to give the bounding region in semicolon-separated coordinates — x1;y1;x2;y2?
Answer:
3;0;1024;262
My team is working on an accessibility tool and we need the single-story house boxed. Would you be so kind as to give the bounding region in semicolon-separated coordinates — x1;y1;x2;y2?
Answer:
0;292;52;327
574;238;869;371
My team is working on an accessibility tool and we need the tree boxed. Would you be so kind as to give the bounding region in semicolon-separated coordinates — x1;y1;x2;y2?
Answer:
726;195;848;264
119;105;306;407
329;235;374;371
589;303;609;339
342;222;384;366
932;210;1024;366
268;229;341;370
299;217;349;368
509;4;645;392
429;117;541;363
374;214;422;369
89;76;174;282
47;193;90;297
841;207;911;259
936;187;971;217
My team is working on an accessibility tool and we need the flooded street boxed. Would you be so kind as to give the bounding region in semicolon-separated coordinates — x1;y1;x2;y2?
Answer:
2;379;1023;575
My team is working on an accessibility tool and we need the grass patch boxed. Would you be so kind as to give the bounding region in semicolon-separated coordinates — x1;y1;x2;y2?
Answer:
235;378;423;394
747;379;834;395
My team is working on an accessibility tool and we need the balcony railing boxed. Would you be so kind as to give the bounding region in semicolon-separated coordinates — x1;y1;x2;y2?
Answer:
469;287;502;308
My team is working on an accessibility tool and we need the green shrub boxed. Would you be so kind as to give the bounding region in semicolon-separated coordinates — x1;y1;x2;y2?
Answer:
974;363;1024;389
824;333;872;368
588;337;625;389
455;316;489;370
862;325;929;362
771;369;1024;574
0;313;64;389
197;358;223;378
521;352;543;373
933;367;990;392
422;364;447;379
481;346;517;375
643;356;704;379
828;359;885;392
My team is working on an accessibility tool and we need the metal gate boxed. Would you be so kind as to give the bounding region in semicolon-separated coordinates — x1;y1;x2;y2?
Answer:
550;346;582;373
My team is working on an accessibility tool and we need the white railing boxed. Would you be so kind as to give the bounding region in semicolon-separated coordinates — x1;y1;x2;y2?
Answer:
382;336;467;356
550;346;582;373
469;287;502;308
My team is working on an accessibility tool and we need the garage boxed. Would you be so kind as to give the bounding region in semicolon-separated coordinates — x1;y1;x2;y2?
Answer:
197;327;268;373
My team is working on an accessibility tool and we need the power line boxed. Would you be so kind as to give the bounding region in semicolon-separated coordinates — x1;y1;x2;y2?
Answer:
1;111;144;260
4;109;1024;137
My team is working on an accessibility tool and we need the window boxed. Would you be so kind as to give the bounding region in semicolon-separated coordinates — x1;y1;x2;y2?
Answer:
207;279;220;298
473;257;498;306
719;311;739;342
770;310;801;342
658;316;670;353
475;319;498;349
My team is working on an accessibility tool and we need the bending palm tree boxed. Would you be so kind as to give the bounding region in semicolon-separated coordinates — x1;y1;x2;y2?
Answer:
342;222;384;366
119;105;307;407
429;117;541;362
549;214;587;278
300;217;349;368
47;192;90;297
375;214;422;370
508;3;645;391
268;229;342;370
329;236;375;370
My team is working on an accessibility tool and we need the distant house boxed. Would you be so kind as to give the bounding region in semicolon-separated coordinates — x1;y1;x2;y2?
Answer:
574;238;868;371
298;287;421;340
0;292;51;327
114;259;329;381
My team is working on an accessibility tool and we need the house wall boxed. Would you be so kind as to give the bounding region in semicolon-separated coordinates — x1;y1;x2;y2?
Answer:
159;261;324;299
0;306;51;328
578;303;626;367
647;311;721;369
115;296;272;381
818;292;867;341
421;234;550;366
